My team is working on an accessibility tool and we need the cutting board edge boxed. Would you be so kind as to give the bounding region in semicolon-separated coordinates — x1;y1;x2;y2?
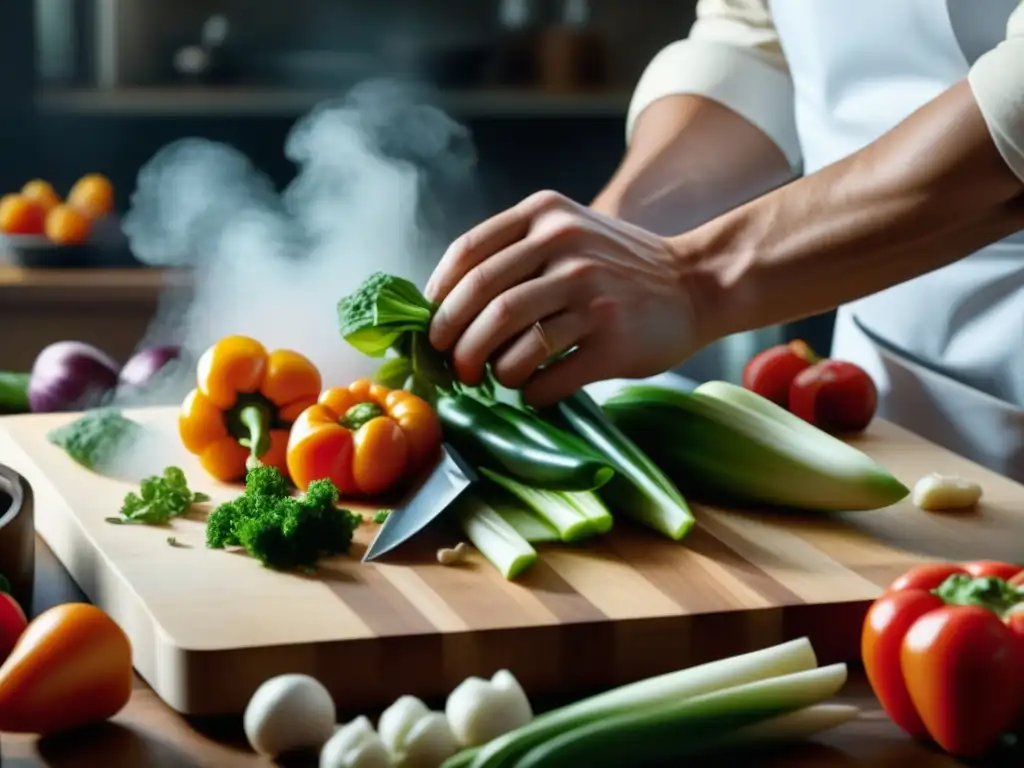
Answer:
127;600;874;717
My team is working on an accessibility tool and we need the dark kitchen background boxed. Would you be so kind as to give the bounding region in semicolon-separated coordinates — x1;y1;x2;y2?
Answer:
0;0;834;380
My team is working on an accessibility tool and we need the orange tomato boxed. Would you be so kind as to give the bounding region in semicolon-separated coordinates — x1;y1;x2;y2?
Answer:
0;194;46;235
0;603;133;734
67;173;115;219
0;592;28;663
20;179;61;213
45;203;93;245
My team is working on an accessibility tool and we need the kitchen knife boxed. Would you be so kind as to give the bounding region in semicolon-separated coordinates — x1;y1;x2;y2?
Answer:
362;443;478;562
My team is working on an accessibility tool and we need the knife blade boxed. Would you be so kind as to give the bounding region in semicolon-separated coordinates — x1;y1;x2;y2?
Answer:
362;443;478;562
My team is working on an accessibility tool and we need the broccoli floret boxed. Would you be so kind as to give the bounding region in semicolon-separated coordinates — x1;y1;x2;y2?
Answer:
204;467;362;571
337;272;435;357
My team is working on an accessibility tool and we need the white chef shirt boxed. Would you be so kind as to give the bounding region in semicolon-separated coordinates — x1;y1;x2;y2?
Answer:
626;0;1024;185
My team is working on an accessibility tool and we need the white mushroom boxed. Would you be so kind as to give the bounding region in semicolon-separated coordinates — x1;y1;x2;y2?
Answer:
244;673;336;757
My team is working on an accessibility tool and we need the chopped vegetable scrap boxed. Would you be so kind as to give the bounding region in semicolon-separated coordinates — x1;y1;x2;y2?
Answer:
178;335;322;483
372;509;392;524
205;465;361;571
47;408;143;471
105;466;209;526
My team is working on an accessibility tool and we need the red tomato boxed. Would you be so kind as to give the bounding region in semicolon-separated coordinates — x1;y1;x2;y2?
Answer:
862;589;943;739
788;359;878;434
742;340;818;406
0;593;28;662
900;605;1024;757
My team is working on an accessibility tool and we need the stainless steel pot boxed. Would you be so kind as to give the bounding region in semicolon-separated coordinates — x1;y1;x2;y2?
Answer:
0;464;34;612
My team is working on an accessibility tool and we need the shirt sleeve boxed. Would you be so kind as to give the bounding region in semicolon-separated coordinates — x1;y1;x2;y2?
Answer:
967;2;1024;185
625;0;801;171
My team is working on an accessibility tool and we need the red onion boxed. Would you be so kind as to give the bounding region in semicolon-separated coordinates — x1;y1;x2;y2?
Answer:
28;341;120;413
119;345;181;388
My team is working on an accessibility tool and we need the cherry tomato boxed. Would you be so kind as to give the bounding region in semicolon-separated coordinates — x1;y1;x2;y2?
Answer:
742;340;818;406
789;359;878;434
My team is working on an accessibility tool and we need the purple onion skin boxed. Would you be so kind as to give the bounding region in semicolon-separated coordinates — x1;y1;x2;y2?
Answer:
119;345;181;388
29;341;121;413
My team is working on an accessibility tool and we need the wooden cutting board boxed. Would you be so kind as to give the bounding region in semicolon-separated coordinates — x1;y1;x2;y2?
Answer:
1;406;1021;717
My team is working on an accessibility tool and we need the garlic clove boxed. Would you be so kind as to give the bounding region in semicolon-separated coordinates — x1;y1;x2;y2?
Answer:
320;715;392;768
445;672;532;748
489;670;533;726
912;473;983;511
243;673;336;758
402;711;460;767
379;695;431;756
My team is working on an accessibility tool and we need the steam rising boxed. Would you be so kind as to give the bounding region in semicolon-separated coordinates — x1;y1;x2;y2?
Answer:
119;80;482;408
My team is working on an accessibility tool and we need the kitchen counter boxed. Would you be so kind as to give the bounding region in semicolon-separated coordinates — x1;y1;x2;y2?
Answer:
1;537;1014;767
0;266;190;370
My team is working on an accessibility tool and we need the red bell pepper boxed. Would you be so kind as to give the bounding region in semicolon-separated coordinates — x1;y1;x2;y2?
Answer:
862;560;1024;758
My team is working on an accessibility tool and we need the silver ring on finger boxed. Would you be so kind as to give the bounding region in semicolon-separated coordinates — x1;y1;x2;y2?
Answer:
532;320;553;358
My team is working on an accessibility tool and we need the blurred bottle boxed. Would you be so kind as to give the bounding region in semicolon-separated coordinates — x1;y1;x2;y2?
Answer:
539;0;607;92
490;0;542;87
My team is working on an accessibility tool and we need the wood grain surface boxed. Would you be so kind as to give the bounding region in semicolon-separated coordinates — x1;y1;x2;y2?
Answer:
0;405;1020;719
7;537;1022;767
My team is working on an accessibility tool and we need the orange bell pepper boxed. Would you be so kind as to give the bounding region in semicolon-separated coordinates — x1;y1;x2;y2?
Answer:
286;378;442;496
178;335;322;483
0;603;133;734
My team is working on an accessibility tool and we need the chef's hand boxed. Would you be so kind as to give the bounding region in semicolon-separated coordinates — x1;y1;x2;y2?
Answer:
425;190;707;406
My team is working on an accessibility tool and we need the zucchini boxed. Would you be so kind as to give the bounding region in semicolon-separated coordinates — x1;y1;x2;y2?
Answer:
437;393;614;492
602;381;909;511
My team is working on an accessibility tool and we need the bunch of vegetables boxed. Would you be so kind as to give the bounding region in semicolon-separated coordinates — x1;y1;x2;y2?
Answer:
742;340;878;434
240;636;858;767
862;560;1024;758
334;272;909;580
0;339;184;415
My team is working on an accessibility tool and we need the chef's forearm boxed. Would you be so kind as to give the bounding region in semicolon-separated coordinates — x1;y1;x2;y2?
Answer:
683;79;1024;341
591;95;795;236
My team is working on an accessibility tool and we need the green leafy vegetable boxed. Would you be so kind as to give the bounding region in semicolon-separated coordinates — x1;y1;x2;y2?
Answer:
373;509;391;524
0;372;30;414
337;272;435;357
47;408;143;471
206;466;362;571
0;574;10;594
106;466;210;526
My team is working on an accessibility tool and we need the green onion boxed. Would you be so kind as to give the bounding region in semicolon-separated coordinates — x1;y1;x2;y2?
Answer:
454;637;818;768
479;468;608;542
455;493;537;580
556;390;695;540
513;664;849;767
